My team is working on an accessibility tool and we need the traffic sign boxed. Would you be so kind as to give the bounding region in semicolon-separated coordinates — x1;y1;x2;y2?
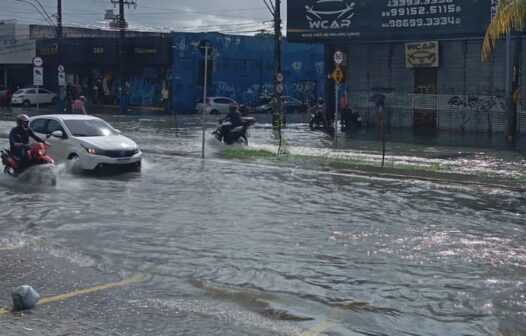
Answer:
333;50;344;65
33;67;43;86
331;66;344;84
58;72;66;86
58;65;65;73
32;57;43;67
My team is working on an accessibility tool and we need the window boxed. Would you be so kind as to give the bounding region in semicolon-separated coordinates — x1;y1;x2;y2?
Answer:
64;119;117;137
26;89;36;94
30;119;47;133
39;89;49;94
216;98;233;104
47;120;64;133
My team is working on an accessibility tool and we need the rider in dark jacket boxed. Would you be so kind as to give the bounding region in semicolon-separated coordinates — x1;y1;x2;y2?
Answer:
218;104;243;141
9;114;48;168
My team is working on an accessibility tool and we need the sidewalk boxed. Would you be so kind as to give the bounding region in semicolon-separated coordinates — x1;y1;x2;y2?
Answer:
0;247;174;336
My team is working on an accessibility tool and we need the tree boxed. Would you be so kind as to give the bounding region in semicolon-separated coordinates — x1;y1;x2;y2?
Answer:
482;0;526;59
482;0;525;144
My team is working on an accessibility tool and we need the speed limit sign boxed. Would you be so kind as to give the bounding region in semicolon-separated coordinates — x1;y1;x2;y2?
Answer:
333;50;344;65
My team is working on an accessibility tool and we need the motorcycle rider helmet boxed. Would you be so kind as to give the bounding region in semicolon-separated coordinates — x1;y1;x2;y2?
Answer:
79;96;86;102
16;114;30;128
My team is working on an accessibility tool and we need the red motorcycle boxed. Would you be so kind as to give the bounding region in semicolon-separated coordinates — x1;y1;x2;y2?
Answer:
1;143;55;183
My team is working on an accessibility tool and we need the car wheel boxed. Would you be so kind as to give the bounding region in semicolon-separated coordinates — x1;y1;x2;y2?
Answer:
23;100;31;108
51;97;58;105
210;109;219;115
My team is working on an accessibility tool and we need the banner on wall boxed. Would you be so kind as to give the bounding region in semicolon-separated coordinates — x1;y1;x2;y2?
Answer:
405;41;439;68
287;0;498;43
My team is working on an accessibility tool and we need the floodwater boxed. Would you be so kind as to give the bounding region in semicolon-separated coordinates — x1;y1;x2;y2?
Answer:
0;109;525;336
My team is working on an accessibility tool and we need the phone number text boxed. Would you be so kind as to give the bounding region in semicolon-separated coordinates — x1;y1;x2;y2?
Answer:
381;16;461;28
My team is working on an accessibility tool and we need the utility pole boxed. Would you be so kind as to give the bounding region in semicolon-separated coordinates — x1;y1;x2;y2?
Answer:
57;0;62;38
263;0;283;152
57;0;65;112
273;0;283;151
111;0;136;114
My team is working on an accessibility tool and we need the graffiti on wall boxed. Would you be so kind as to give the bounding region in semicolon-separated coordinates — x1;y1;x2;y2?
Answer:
294;81;317;106
128;67;166;107
348;89;509;131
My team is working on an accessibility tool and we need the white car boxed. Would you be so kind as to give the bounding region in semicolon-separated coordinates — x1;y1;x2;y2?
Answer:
11;88;58;107
29;115;142;171
195;96;239;115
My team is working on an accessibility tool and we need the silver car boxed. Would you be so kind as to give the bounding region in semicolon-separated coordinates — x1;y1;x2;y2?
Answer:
11;88;58;107
195;96;239;115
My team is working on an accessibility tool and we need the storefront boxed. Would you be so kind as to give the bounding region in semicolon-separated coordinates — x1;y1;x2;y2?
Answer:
287;0;525;134
35;35;171;108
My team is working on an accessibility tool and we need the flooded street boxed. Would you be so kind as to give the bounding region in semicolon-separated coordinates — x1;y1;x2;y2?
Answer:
0;109;525;336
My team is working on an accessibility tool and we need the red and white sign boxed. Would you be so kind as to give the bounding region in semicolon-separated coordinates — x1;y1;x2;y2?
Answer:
32;57;43;67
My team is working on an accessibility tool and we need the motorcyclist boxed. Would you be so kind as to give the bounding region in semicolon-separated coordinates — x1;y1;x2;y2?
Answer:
9;114;49;169
311;97;326;125
217;104;243;141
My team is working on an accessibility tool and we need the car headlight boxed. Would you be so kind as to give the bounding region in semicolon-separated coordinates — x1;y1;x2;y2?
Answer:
133;147;140;154
82;144;104;155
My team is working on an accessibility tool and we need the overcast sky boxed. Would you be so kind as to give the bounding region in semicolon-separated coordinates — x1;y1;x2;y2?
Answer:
1;0;287;35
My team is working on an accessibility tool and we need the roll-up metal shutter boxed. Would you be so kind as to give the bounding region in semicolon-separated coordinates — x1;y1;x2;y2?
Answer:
437;40;465;132
346;43;368;122
490;39;507;133
390;42;413;128
367;43;390;127
464;40;494;132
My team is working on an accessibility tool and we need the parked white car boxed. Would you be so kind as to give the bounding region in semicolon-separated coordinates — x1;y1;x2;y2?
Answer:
195;96;239;115
29;115;142;171
11;88;58;107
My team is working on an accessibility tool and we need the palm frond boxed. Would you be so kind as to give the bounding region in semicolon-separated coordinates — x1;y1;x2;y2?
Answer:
482;0;526;60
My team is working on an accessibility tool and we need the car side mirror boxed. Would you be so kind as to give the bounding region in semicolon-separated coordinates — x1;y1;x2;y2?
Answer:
51;130;64;139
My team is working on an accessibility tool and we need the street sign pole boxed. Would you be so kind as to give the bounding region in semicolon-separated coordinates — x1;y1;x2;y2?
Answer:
332;50;344;147
32;57;43;113
201;44;210;159
334;83;338;147
36;85;39;112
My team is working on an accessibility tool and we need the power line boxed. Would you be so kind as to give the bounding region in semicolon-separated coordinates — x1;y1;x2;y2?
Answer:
11;0;57;28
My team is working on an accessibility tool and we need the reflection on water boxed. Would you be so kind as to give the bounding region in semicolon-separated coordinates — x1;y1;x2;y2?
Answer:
0;111;524;336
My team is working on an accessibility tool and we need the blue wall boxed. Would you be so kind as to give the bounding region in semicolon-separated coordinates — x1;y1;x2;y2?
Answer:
171;32;325;114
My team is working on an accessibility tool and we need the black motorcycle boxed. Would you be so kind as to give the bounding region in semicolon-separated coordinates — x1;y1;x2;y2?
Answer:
341;111;363;131
213;117;256;145
309;111;326;130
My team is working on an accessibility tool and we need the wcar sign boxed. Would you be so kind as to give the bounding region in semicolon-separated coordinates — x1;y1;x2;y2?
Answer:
287;0;498;43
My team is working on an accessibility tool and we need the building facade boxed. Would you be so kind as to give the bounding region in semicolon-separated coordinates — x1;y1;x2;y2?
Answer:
0;22;171;109
171;32;325;114
287;0;526;135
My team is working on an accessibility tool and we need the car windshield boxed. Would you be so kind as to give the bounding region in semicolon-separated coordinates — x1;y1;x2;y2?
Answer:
14;90;24;94
64;119;117;137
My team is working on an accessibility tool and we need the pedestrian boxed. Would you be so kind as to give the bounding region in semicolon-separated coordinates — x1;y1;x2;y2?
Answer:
161;86;170;114
71;96;87;114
